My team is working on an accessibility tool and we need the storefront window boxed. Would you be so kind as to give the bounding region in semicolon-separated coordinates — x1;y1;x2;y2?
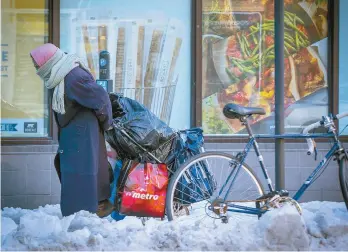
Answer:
60;0;192;129
202;0;329;135
339;0;348;135
1;0;49;137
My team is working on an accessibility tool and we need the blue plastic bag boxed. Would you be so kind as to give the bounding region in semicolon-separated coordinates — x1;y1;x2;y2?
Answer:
174;128;217;205
109;159;126;221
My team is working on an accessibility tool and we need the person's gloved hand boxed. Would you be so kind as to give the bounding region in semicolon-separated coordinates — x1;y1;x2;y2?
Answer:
110;93;126;118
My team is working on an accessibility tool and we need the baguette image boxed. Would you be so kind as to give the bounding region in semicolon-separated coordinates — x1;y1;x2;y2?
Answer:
136;25;145;102
123;21;139;100
89;24;100;79
114;27;125;92
160;37;182;121
143;29;164;109
106;21;118;90
75;21;89;67
98;25;108;51
151;20;181;120
82;24;96;77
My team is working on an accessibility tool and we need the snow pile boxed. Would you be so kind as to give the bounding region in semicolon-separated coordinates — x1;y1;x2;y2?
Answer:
1;217;17;240
302;202;348;250
256;205;310;250
1;201;348;251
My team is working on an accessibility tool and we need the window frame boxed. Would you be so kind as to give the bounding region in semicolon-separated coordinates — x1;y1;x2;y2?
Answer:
3;0;197;145
1;0;341;144
1;0;59;145
194;0;341;143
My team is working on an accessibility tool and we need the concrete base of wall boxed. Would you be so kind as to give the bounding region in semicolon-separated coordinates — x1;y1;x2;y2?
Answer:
1;145;60;209
1;142;344;210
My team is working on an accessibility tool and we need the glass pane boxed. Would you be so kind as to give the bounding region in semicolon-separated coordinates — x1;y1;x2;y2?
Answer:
339;0;348;135
1;0;49;137
60;0;192;129
202;0;329;135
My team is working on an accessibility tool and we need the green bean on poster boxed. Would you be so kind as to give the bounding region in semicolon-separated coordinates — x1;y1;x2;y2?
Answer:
298;35;309;47
285;11;305;25
252;33;258;45
225;68;239;83
285;36;295;47
247;29;260;37
243;34;250;48
284;33;295;43
237;33;250;58
240;40;247;58
251;43;260;57
231;59;255;75
284;12;293;23
295;32;300;51
284;46;291;57
284;19;308;39
285;41;297;53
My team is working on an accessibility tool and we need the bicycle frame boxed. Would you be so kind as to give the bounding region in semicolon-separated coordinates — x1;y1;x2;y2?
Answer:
219;119;344;216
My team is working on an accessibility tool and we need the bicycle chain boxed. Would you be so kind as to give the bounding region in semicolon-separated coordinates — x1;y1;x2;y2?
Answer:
224;199;267;203
219;197;302;215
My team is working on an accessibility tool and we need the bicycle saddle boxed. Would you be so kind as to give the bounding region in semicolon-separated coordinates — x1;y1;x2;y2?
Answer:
223;103;266;119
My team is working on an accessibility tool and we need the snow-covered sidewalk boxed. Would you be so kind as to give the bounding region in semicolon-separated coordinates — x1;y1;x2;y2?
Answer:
1;201;348;251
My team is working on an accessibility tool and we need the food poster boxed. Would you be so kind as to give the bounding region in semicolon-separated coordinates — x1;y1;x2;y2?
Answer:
81;22;100;78
202;0;329;135
151;19;183;121
68;17;184;124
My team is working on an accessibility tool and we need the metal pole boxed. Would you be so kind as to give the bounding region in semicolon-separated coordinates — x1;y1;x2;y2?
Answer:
274;0;285;190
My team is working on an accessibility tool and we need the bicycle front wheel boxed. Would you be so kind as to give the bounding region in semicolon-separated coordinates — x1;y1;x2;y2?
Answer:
166;151;265;224
339;156;348;210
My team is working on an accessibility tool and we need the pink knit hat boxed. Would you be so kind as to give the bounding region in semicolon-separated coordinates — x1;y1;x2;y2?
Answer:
30;43;59;68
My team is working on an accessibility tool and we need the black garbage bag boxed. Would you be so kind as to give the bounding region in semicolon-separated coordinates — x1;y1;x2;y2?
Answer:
105;93;175;161
109;93;146;118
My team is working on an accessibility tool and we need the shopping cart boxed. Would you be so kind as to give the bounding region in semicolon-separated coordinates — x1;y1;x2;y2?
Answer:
114;79;178;125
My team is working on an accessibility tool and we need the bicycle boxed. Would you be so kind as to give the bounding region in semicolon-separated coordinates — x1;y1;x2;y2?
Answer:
165;103;348;223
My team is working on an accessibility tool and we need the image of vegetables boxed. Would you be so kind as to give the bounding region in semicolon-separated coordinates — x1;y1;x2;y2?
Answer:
243;11;309;57
225;68;239;83
224;10;312;77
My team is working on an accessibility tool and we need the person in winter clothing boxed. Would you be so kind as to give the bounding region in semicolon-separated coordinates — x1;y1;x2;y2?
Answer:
30;43;114;217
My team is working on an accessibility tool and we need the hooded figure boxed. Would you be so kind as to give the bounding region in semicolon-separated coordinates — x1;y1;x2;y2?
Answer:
30;43;113;217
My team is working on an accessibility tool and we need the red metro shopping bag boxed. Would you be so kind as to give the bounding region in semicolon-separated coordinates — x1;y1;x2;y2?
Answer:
119;162;169;218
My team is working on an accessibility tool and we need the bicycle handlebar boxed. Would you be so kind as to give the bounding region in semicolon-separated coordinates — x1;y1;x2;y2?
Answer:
303;112;348;155
335;111;348;120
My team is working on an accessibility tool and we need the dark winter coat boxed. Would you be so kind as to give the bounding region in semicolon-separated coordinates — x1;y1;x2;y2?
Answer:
53;66;112;217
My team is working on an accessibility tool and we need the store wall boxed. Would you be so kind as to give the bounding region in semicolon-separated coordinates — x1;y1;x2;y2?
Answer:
1;143;343;209
1;0;345;210
1;145;60;209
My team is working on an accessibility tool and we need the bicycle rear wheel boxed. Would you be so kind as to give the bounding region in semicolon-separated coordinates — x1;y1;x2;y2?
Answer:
339;156;348;210
166;151;265;224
